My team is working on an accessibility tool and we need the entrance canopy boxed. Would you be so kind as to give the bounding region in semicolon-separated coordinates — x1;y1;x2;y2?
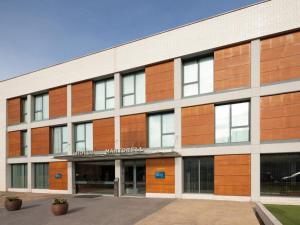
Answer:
54;150;180;162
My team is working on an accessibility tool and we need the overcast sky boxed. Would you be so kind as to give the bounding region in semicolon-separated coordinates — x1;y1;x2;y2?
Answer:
0;0;259;81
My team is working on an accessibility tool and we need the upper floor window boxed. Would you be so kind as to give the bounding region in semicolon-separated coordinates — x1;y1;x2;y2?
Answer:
95;78;114;111
122;71;145;107
21;131;28;156
148;112;175;148
215;102;250;144
21;98;28;123
34;93;49;121
75;123;93;152
52;126;68;154
183;56;214;97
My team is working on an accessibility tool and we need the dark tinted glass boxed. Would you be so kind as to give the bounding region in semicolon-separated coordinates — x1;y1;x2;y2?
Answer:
261;153;300;196
184;157;214;193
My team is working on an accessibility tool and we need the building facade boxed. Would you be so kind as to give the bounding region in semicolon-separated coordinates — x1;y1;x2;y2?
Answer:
1;0;300;203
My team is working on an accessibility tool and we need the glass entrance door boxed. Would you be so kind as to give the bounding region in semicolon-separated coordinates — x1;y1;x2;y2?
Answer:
123;160;146;195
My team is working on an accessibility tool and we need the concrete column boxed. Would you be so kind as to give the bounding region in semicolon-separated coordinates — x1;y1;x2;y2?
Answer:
114;73;121;110
0;98;7;191
28;162;32;191
115;160;122;196
251;39;260;89
251;152;260;201
67;162;74;194
175;157;183;197
174;58;182;100
175;107;181;150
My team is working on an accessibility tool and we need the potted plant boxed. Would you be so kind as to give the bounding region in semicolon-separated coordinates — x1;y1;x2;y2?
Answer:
51;198;68;216
5;196;22;211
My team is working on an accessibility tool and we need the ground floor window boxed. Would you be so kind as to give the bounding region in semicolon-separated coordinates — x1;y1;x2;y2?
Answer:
11;164;27;188
261;153;300;196
183;157;214;193
34;163;49;189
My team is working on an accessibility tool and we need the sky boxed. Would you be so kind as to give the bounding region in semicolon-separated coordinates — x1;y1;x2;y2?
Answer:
0;0;260;81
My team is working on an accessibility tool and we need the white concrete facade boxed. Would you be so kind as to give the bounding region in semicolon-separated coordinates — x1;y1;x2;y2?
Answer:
1;0;300;203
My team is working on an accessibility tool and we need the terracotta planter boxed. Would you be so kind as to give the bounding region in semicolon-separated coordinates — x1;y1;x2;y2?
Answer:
5;199;22;211
51;203;68;216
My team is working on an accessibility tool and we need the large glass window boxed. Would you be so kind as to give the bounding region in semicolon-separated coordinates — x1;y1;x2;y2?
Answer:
75;123;93;152
34;163;49;189
34;93;49;121
184;157;214;193
122;71;145;107
149;113;175;148
183;57;214;97
95;78;114;111
215;102;250;144
261;153;300;196
11;164;27;188
21;98;28;123
21;131;28;156
52;126;68;154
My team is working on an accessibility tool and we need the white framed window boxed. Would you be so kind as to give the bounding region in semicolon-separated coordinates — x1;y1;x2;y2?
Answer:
183;56;214;97
21;98;28;123
95;78;114;111
34;93;49;121
21;131;28;156
75;123;93;152
215;102;250;144
149;112;175;148
122;71;145;107
52;126;68;154
11;164;27;188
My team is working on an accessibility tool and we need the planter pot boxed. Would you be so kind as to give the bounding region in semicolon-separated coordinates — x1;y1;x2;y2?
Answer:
51;203;68;216
5;199;22;211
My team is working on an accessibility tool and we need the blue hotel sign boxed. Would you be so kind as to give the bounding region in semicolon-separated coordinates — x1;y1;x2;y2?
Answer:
55;173;62;179
155;171;165;179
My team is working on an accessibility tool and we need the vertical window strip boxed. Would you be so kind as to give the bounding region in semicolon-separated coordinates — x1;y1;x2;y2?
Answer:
21;98;27;122
21;131;28;156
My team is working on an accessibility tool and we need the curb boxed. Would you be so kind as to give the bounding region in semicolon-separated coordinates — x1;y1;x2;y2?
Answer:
255;202;282;225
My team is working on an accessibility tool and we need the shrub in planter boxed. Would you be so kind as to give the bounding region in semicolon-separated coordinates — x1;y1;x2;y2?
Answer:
5;196;22;211
51;198;68;216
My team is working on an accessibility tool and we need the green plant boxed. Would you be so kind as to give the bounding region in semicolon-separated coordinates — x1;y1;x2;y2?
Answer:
52;198;67;205
6;196;19;201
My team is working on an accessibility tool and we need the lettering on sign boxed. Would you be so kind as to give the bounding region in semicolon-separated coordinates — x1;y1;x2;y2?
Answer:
155;171;165;179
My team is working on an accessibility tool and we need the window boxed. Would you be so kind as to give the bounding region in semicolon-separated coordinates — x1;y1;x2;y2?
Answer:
52;126;68;154
95;78;114;111
34;163;49;189
122;71;145;106
148;113;175;148
11;164;27;188
21;131;28;156
21;98;28;122
75;123;93;152
215;102;250;144
183;56;214;97
261;153;300;196
34;93;49;121
184;157;214;193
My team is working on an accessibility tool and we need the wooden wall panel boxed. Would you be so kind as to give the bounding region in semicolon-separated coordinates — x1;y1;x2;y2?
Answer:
7;98;21;125
8;131;22;157
261;92;300;141
72;80;93;115
214;43;250;91
120;114;147;148
49;162;68;190
146;60;174;103
214;154;251;196
146;158;175;193
182;104;215;146
261;31;300;84
93;118;115;151
49;86;67;118
31;127;50;155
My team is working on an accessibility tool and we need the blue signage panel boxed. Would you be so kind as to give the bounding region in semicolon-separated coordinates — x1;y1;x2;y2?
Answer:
55;173;62;179
155;171;165;179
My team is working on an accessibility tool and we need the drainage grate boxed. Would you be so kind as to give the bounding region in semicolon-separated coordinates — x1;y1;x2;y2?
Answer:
74;194;102;199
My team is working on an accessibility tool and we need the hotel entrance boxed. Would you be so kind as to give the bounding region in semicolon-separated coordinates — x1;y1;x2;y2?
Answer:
75;161;115;194
122;160;146;196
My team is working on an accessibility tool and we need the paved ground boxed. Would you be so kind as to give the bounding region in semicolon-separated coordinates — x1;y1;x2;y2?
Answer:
0;193;261;225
